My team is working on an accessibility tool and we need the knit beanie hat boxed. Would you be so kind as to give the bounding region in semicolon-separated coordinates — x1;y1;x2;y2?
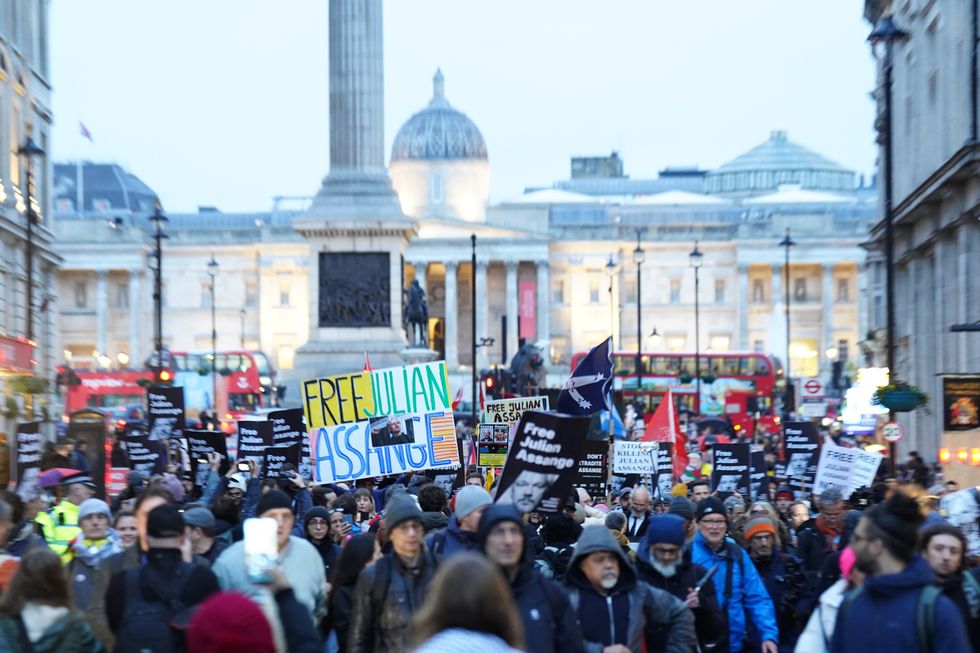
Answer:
743;516;776;541
668;496;695;521
541;513;581;545
477;503;525;550
775;485;794;500
453;485;492;521
302;506;331;531
695;496;727;522
642;514;686;548
255;490;292;517
188;592;275;653
78;498;112;523
127;469;147;490
383;495;424;532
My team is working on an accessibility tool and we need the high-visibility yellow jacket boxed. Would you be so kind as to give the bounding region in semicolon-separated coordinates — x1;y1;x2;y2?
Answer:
35;500;81;563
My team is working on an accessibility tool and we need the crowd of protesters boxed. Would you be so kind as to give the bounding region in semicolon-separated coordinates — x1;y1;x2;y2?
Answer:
0;438;975;653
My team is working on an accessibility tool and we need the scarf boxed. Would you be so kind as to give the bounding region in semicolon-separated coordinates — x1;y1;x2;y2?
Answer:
815;515;841;552
69;530;123;568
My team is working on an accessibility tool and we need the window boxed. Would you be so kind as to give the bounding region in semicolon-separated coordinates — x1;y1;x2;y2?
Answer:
589;276;601;304
753;339;765;353
838;339;849;362
793;278;807;302
623;278;637;303
278;280;290;307
752;279;765;303
714;279;726;304
201;283;212;308
708;336;731;353
74;282;87;308
552;279;565;304
666;336;686;353
669;279;681;303
245;280;257;307
114;283;128;309
431;172;444;204
837;278;849;302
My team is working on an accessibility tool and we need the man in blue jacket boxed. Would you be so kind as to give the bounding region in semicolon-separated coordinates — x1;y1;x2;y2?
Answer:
830;492;969;653
690;496;778;653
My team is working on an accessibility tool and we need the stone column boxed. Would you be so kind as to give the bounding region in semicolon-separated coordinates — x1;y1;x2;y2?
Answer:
505;261;519;361
822;264;835;369
475;261;488;370
95;271;107;357
128;271;141;366
771;263;782;307
737;264;749;349
956;223;971;369
444;262;458;368
536;261;550;347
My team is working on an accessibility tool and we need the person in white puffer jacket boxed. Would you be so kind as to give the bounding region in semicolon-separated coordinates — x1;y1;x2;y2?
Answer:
795;546;862;653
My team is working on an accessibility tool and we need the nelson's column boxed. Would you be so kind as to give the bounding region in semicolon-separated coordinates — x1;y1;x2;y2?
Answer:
293;0;417;380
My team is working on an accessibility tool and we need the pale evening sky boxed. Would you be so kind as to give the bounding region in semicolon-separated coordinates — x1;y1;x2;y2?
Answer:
50;1;879;213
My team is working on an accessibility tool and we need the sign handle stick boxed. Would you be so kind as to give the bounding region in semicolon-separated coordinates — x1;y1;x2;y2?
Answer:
606;404;615;501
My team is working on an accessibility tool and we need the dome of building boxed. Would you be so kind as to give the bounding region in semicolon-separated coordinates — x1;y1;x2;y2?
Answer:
704;129;855;197
391;70;488;162
390;70;491;223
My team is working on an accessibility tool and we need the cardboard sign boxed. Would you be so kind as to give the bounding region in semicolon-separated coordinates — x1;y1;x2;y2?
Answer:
263;444;300;480
576;440;608;502
495;411;591;513
613;440;659;475
303;361;460;484
147;386;185;442
941;488;980;558
812;440;883;499
107;468;130;498
710;443;751;497
186;430;229;488
14;422;41;485
237;421;273;472
124;431;166;475
750;449;770;501
483;396;550;426
782;422;821;487
653;442;674;501
269;408;312;480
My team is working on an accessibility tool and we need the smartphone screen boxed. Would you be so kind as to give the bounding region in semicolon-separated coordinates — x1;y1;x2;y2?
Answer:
237;462;250;471
243;517;278;584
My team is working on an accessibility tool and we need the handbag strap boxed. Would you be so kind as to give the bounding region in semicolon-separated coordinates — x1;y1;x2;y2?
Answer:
14;615;35;653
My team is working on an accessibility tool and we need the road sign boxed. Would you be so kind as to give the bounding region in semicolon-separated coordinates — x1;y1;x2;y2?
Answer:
882;421;904;443
800;402;828;418
802;378;824;399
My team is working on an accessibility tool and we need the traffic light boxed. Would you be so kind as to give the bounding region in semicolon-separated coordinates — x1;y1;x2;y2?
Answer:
480;369;501;400
151;367;173;385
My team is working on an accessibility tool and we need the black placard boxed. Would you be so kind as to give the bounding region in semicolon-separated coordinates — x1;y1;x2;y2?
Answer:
125;429;166;475
237;420;273;472
750;449;770;501
186;429;229;488
14;422;41;486
782;421;821;489
710;443;751;498
495;411;590;514
146;386;185;442
576;440;608;502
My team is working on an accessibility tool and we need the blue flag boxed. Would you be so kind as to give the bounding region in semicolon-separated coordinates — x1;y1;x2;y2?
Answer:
600;393;627;439
557;337;613;415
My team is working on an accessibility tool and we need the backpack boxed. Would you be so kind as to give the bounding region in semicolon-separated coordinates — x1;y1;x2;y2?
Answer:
113;564;193;653
838;584;941;653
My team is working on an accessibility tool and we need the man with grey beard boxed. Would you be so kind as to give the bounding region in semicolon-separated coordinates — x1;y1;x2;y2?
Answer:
564;525;695;653
636;515;725;651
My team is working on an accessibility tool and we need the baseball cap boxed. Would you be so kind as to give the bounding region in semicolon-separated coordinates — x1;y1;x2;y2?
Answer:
147;504;185;538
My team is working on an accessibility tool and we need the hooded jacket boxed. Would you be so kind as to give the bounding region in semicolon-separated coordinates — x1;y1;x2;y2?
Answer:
564;525;696;653
829;556;970;653
478;504;584;653
690;531;778;653
636;533;724;650
425;513;480;557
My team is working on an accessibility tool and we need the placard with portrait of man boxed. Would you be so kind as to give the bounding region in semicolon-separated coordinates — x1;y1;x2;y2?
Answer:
369;415;415;447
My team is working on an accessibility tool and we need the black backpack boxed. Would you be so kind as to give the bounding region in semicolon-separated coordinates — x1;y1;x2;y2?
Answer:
114;564;193;653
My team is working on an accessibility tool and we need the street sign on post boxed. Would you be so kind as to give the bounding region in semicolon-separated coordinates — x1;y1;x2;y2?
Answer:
882;421;904;443
801;378;824;400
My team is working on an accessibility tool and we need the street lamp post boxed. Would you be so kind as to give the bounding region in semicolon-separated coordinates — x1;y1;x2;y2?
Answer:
207;255;219;410
149;206;169;372
779;228;796;420
689;242;704;415
17;137;44;345
633;230;645;406
239;307;247;349
869;5;909;473
471;234;477;430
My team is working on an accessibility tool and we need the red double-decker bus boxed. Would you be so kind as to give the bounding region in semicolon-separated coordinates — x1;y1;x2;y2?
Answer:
569;350;784;437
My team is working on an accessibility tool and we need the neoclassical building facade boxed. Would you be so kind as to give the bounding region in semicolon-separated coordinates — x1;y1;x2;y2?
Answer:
52;70;875;408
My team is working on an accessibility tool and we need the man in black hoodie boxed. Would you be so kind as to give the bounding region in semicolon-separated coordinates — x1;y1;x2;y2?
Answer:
564;524;696;653
478;503;584;653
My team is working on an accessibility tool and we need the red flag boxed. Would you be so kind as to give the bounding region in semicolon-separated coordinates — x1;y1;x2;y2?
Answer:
363;352;372;372
451;385;464;411
642;389;689;480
